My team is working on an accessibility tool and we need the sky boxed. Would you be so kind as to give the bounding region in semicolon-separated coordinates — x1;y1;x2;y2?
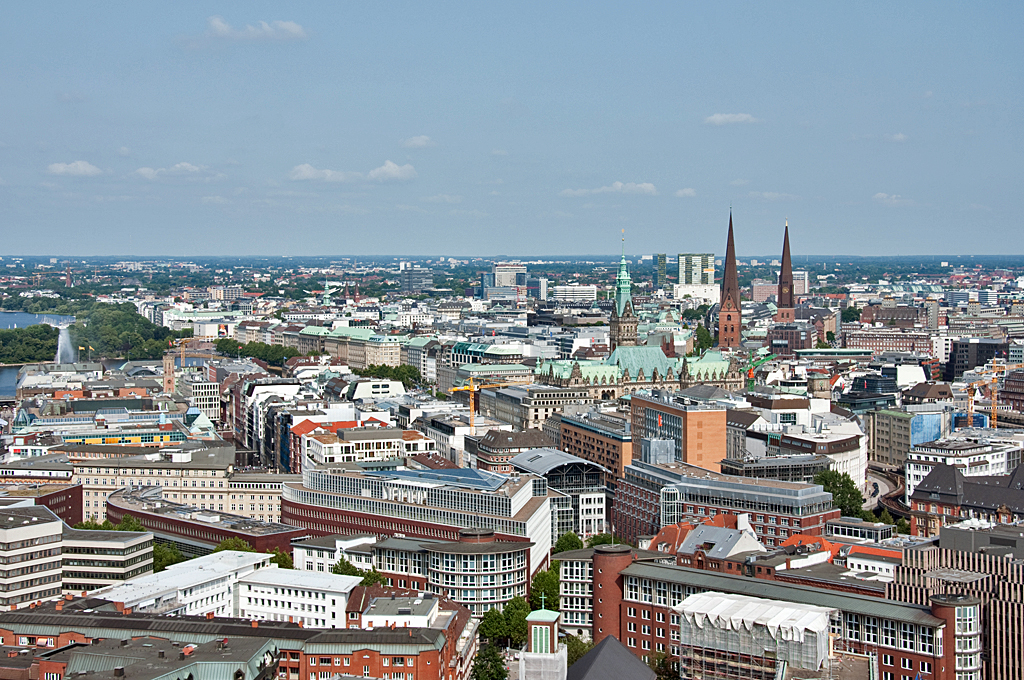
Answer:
0;2;1021;257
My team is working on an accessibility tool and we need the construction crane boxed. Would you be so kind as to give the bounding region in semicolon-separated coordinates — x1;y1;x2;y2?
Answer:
449;375;532;432
963;361;1024;429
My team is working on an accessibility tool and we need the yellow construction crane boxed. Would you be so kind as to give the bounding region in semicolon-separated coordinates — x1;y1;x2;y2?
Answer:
450;375;532;432
964;361;1024;429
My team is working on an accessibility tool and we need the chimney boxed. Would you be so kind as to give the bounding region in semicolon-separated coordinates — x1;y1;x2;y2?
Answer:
56;603;63;612
81;592;87;598
124;608;132;616
179;652;186;661
158;650;165;659
251;620;258;628
114;602;124;614
120;639;129;647
65;594;72;601
114;668;125;678
206;612;215;620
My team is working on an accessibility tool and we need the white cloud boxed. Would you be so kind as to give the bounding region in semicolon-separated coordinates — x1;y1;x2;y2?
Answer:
206;16;306;41
288;164;362;182
402;135;435;148
674;188;696;198
885;133;907;142
873;192;914;207
705;113;758;125
368;160;417;182
118;146;131;157
47;160;102;176
201;195;229;204
749;191;799;201
730;178;749;186
424;194;462;204
560;181;658;197
290;160;416;183
135;162;206;180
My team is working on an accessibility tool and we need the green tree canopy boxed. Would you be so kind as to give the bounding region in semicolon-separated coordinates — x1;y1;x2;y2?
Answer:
841;306;861;323
353;364;422;387
471;645;508;680
878;508;895;526
115;514;146;532
74;519;115;530
270;547;293;569
896;518;911;534
814;470;865;517
647;652;676;680
152;542;187;572
359;567;386;587
564;634;594;667
529;569;559;611
503;596;530;647
479;607;507;642
585;533;624;548
213;537;256;553
332;559;361;576
553;532;584;554
694;324;713;352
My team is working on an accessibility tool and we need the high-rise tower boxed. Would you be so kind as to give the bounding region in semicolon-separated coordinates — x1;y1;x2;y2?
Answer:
609;235;638;351
775;221;795;322
718;214;742;349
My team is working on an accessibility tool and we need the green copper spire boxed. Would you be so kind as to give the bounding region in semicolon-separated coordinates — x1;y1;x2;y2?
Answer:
614;231;632;316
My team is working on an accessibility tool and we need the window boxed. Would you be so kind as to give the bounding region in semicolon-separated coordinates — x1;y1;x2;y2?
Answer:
627;638;636;648
627;607;636;617
883;655;893;666
902;658;913;670
882;619;897;647
920;661;932;675
627;622;636;633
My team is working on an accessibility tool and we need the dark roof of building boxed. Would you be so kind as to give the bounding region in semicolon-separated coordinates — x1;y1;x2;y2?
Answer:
567;635;656;680
911;463;1024;513
904;382;954;400
477;429;555;451
726;409;763;429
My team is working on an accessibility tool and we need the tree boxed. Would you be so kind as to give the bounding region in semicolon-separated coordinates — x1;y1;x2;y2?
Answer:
503;596;530;647
213;537;255;553
115;514;146;532
359;567;386;587
270;547;293;569
815;340;830;349
694;324;713;352
564;634;594;667
585;533;624;548
479;607;507;642
152;542;187;572
647;652;676;680
552;532;584;555
841;306;861;323
813;470;865;517
332;559;361;576
896;518;911;534
471;645;508;680
826;331;836;344
529;569;559;611
74;519;114;530
879;508;895;526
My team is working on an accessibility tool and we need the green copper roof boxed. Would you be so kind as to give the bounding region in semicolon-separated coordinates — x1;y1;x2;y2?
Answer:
607;346;680;381
614;254;632;317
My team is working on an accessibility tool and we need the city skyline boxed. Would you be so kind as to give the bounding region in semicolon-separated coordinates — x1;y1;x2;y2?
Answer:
1;3;1020;256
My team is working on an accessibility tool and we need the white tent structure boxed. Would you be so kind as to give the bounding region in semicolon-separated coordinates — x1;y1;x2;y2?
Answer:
675;591;835;673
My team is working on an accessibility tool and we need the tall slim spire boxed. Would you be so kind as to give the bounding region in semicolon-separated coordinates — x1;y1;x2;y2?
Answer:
610;231;637;351
776;220;794;320
718;212;741;349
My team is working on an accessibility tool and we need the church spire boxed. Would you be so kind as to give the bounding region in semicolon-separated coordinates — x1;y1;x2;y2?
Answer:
614;230;632;317
776;220;794;320
610;230;637;351
718;212;741;349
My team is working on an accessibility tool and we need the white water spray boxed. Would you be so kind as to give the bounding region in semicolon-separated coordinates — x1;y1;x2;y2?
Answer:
54;327;76;364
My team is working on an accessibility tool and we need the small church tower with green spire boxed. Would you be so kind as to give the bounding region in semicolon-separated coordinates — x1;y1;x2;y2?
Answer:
609;233;638;351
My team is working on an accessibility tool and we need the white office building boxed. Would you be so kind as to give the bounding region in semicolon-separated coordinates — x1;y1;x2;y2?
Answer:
237;567;362;628
89;550;272;616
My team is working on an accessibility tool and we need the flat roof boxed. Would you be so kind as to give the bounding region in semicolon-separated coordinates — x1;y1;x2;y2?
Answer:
91;551;271;604
622;562;943;627
241;567;362;592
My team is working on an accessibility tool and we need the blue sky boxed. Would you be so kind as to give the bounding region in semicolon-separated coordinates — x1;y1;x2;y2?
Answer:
0;2;1020;257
